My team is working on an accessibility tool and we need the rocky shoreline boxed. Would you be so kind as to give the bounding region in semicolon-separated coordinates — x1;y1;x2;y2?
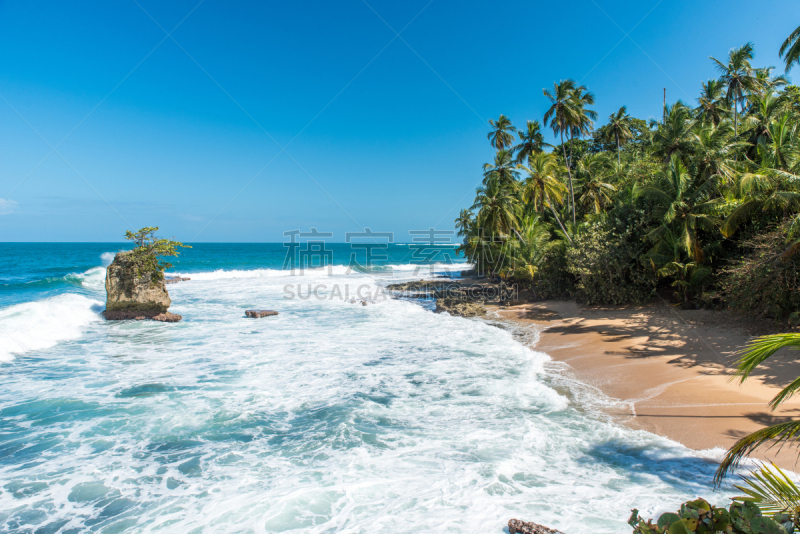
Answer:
386;275;526;317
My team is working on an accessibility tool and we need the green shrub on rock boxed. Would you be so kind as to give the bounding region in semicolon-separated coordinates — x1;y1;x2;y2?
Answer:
124;226;190;283
629;498;792;534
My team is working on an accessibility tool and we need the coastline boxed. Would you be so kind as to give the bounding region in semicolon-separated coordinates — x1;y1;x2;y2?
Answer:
490;300;800;470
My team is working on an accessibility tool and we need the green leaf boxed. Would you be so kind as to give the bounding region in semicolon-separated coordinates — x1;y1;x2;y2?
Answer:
668;520;692;534
713;508;731;530
750;516;788;534
659;513;682;529
732;463;800;514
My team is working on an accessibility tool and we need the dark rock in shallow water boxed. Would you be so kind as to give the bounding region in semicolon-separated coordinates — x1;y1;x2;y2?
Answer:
245;310;279;318
434;298;486;317
103;310;182;322
508;519;565;534
386;280;459;292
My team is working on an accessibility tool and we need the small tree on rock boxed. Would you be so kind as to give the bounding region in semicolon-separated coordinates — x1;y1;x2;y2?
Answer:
123;227;190;282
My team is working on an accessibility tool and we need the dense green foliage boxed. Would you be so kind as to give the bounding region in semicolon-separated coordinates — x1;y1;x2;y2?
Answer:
457;39;800;319
565;209;656;305
124;227;189;282
629;498;793;534
720;221;800;320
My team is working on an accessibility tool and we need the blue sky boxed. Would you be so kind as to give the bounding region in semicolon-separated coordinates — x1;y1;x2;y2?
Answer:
0;0;797;242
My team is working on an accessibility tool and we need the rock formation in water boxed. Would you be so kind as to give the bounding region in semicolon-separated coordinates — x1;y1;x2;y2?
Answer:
245;310;278;318
103;251;182;322
508;519;565;534
434;297;487;317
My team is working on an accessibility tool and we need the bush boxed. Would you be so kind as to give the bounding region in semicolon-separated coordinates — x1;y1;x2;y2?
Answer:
629;498;792;534
124;227;190;282
719;221;800;322
529;246;575;299
565;209;656;305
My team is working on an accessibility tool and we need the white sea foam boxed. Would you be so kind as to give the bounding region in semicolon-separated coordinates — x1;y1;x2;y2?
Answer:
65;266;107;291
172;262;468;281
0;264;740;533
0;293;103;361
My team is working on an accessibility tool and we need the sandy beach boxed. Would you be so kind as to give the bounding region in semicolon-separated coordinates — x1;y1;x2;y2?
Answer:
494;300;800;470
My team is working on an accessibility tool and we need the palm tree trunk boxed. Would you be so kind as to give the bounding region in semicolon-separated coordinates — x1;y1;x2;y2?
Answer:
616;131;621;166
561;129;576;226
550;205;572;246
568;133;573;168
545;193;572;246
512;228;527;246
539;188;544;214
559;128;573;219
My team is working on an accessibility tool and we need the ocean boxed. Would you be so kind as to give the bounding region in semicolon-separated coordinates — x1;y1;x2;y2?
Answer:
0;243;730;533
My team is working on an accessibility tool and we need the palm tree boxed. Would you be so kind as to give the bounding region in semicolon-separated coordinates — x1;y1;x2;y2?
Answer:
513;120;548;164
482;149;519;187
642;225;711;305
487;115;516;151
722;165;800;237
695;79;729;126
715;333;800;485
543;79;579;221
781;24;800;72
758;113;800;172
575;154;616;214
501;214;557;282
472;179;521;239
518;153;568;214
606;106;634;165
636;155;722;261
568;84;598;169
751;66;788;98
455;209;474;238
711;43;758;136
690;120;739;185
744;92;784;144
651;102;697;163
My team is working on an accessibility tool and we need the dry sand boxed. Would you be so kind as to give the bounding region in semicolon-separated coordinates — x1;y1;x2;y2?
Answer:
493;301;800;470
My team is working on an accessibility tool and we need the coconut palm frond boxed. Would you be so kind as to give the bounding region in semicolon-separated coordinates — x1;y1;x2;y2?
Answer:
715;420;800;485
733;334;800;383
734;463;800;515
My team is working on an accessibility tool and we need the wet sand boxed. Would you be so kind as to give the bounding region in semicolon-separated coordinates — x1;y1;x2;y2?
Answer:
493;300;800;470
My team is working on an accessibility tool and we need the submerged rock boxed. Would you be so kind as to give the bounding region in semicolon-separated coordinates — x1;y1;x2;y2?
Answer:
508;519;565;534
103;251;179;322
434;298;486;317
245;310;279;318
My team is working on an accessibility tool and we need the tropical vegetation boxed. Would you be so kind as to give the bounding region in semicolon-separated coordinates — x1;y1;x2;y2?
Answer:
629;497;792;534
124;226;190;282
457;37;800;320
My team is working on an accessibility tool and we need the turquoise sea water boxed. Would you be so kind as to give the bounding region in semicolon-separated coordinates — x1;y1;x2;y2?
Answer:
0;243;731;533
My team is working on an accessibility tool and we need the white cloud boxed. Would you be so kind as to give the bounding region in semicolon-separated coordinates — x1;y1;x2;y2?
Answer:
0;199;19;215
